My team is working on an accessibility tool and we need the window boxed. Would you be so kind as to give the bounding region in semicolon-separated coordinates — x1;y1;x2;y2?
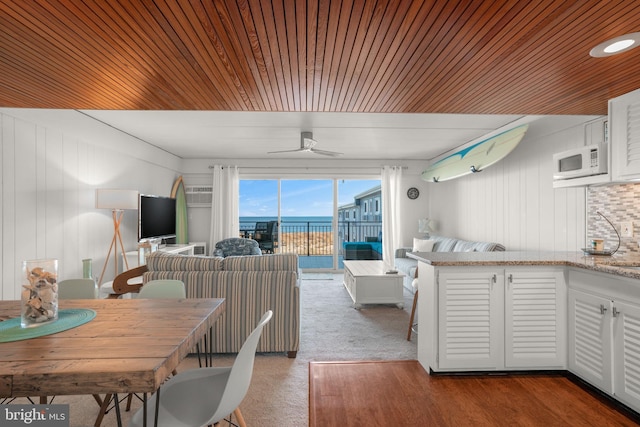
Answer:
240;178;380;270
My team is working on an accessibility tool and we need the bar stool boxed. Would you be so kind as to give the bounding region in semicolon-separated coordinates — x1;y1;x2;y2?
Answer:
407;278;419;341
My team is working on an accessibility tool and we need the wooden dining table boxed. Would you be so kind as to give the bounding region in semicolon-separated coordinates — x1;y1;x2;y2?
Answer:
0;297;225;426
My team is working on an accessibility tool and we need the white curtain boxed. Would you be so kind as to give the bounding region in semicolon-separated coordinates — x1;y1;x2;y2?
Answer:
209;165;239;252
381;165;403;264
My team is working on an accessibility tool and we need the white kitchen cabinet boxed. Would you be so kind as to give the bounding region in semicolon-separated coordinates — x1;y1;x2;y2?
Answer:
568;288;613;393
426;266;566;372
505;269;566;368
610;87;640;181
612;300;640;410
437;270;503;370
568;268;640;413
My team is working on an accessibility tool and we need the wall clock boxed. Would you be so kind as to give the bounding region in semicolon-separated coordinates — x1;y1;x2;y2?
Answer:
407;187;419;200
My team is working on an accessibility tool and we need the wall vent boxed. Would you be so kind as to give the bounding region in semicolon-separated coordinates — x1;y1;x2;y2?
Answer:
185;186;213;207
189;241;207;255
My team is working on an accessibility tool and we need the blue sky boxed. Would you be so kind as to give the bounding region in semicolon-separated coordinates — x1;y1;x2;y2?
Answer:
239;179;380;217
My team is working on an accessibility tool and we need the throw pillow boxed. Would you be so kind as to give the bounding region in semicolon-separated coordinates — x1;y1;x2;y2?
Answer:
413;238;435;252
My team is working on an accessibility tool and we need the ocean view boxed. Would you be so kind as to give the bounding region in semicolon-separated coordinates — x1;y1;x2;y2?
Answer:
240;216;333;228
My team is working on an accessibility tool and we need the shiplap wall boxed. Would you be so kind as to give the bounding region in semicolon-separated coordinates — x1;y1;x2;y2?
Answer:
427;116;598;251
0;110;181;299
0;110;601;299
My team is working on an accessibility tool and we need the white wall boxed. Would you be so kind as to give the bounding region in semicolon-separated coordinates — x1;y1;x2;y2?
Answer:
0;110;182;299
427;116;599;251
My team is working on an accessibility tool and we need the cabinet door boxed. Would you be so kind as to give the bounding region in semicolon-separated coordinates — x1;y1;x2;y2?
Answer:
437;271;503;370
611;88;640;180
568;289;613;394
613;300;640;411
505;270;566;368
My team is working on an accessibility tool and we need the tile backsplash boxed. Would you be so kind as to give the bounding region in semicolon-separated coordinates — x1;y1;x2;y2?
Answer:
588;183;640;255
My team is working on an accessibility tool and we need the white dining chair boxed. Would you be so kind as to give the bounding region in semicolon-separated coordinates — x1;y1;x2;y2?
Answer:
120;279;187;412
129;310;273;427
58;278;98;299
137;279;186;299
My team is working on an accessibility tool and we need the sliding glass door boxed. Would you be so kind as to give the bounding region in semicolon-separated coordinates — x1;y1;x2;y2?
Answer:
239;178;380;271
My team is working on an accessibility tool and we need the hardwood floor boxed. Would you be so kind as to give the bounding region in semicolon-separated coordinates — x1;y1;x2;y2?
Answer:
309;360;640;426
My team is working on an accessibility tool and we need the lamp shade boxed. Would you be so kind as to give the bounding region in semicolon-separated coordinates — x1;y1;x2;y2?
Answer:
418;218;433;234
96;189;139;210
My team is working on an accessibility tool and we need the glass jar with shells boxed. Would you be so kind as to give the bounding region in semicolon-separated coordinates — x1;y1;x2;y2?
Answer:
21;259;58;328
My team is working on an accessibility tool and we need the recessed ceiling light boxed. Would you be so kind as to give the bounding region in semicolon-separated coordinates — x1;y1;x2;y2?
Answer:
590;32;640;57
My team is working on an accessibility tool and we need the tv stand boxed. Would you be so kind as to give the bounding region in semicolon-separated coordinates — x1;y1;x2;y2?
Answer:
102;243;197;298
158;243;196;255
122;243;196;271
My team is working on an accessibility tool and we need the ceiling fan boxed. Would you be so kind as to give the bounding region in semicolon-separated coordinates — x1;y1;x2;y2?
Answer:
268;131;343;157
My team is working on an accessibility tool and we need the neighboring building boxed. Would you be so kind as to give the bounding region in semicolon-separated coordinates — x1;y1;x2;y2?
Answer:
338;185;382;243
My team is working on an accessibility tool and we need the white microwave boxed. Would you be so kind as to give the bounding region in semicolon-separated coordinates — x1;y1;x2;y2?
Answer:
553;142;608;180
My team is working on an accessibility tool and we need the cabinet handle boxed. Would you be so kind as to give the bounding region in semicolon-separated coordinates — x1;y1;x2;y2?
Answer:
508;274;513;283
600;304;607;315
613;307;620;317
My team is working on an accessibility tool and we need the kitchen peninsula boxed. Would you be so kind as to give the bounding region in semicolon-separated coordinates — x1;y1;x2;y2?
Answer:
409;250;640;414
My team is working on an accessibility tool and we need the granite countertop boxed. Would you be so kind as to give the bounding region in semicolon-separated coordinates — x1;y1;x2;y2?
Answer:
407;250;640;280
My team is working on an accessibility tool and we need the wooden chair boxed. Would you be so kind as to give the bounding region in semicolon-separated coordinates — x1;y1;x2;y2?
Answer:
108;265;148;298
407;278;419;341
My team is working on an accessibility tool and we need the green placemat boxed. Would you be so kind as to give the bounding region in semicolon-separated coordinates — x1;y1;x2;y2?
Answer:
0;308;96;343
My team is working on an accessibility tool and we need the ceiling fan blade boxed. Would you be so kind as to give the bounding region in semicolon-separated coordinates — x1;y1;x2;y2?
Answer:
310;148;343;157
267;148;306;154
268;131;341;156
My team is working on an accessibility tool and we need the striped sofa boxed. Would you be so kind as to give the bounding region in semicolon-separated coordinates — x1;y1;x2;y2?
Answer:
394;235;505;294
143;251;300;358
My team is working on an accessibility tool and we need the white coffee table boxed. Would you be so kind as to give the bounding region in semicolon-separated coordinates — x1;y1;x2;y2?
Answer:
343;260;405;309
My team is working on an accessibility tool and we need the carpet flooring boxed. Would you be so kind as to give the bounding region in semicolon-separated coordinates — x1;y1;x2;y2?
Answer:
20;273;417;427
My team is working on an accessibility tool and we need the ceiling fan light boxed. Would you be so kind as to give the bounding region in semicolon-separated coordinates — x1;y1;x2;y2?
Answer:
590;32;640;57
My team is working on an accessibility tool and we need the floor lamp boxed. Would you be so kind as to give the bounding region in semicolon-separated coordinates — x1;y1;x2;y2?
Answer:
96;189;139;286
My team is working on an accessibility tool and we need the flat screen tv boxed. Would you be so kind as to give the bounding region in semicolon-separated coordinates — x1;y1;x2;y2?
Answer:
138;194;177;241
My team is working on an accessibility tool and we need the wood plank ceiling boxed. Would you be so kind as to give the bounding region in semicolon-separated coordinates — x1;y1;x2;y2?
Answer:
1;0;639;115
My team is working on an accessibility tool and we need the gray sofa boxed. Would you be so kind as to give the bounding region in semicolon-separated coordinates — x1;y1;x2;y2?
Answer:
142;251;300;357
394;235;505;294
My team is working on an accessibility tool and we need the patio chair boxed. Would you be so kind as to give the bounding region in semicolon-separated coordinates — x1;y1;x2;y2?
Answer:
254;221;278;253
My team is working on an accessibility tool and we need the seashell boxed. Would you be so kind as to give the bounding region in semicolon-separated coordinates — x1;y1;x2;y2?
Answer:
34;279;48;288
27;297;42;309
30;267;44;277
39;288;54;303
